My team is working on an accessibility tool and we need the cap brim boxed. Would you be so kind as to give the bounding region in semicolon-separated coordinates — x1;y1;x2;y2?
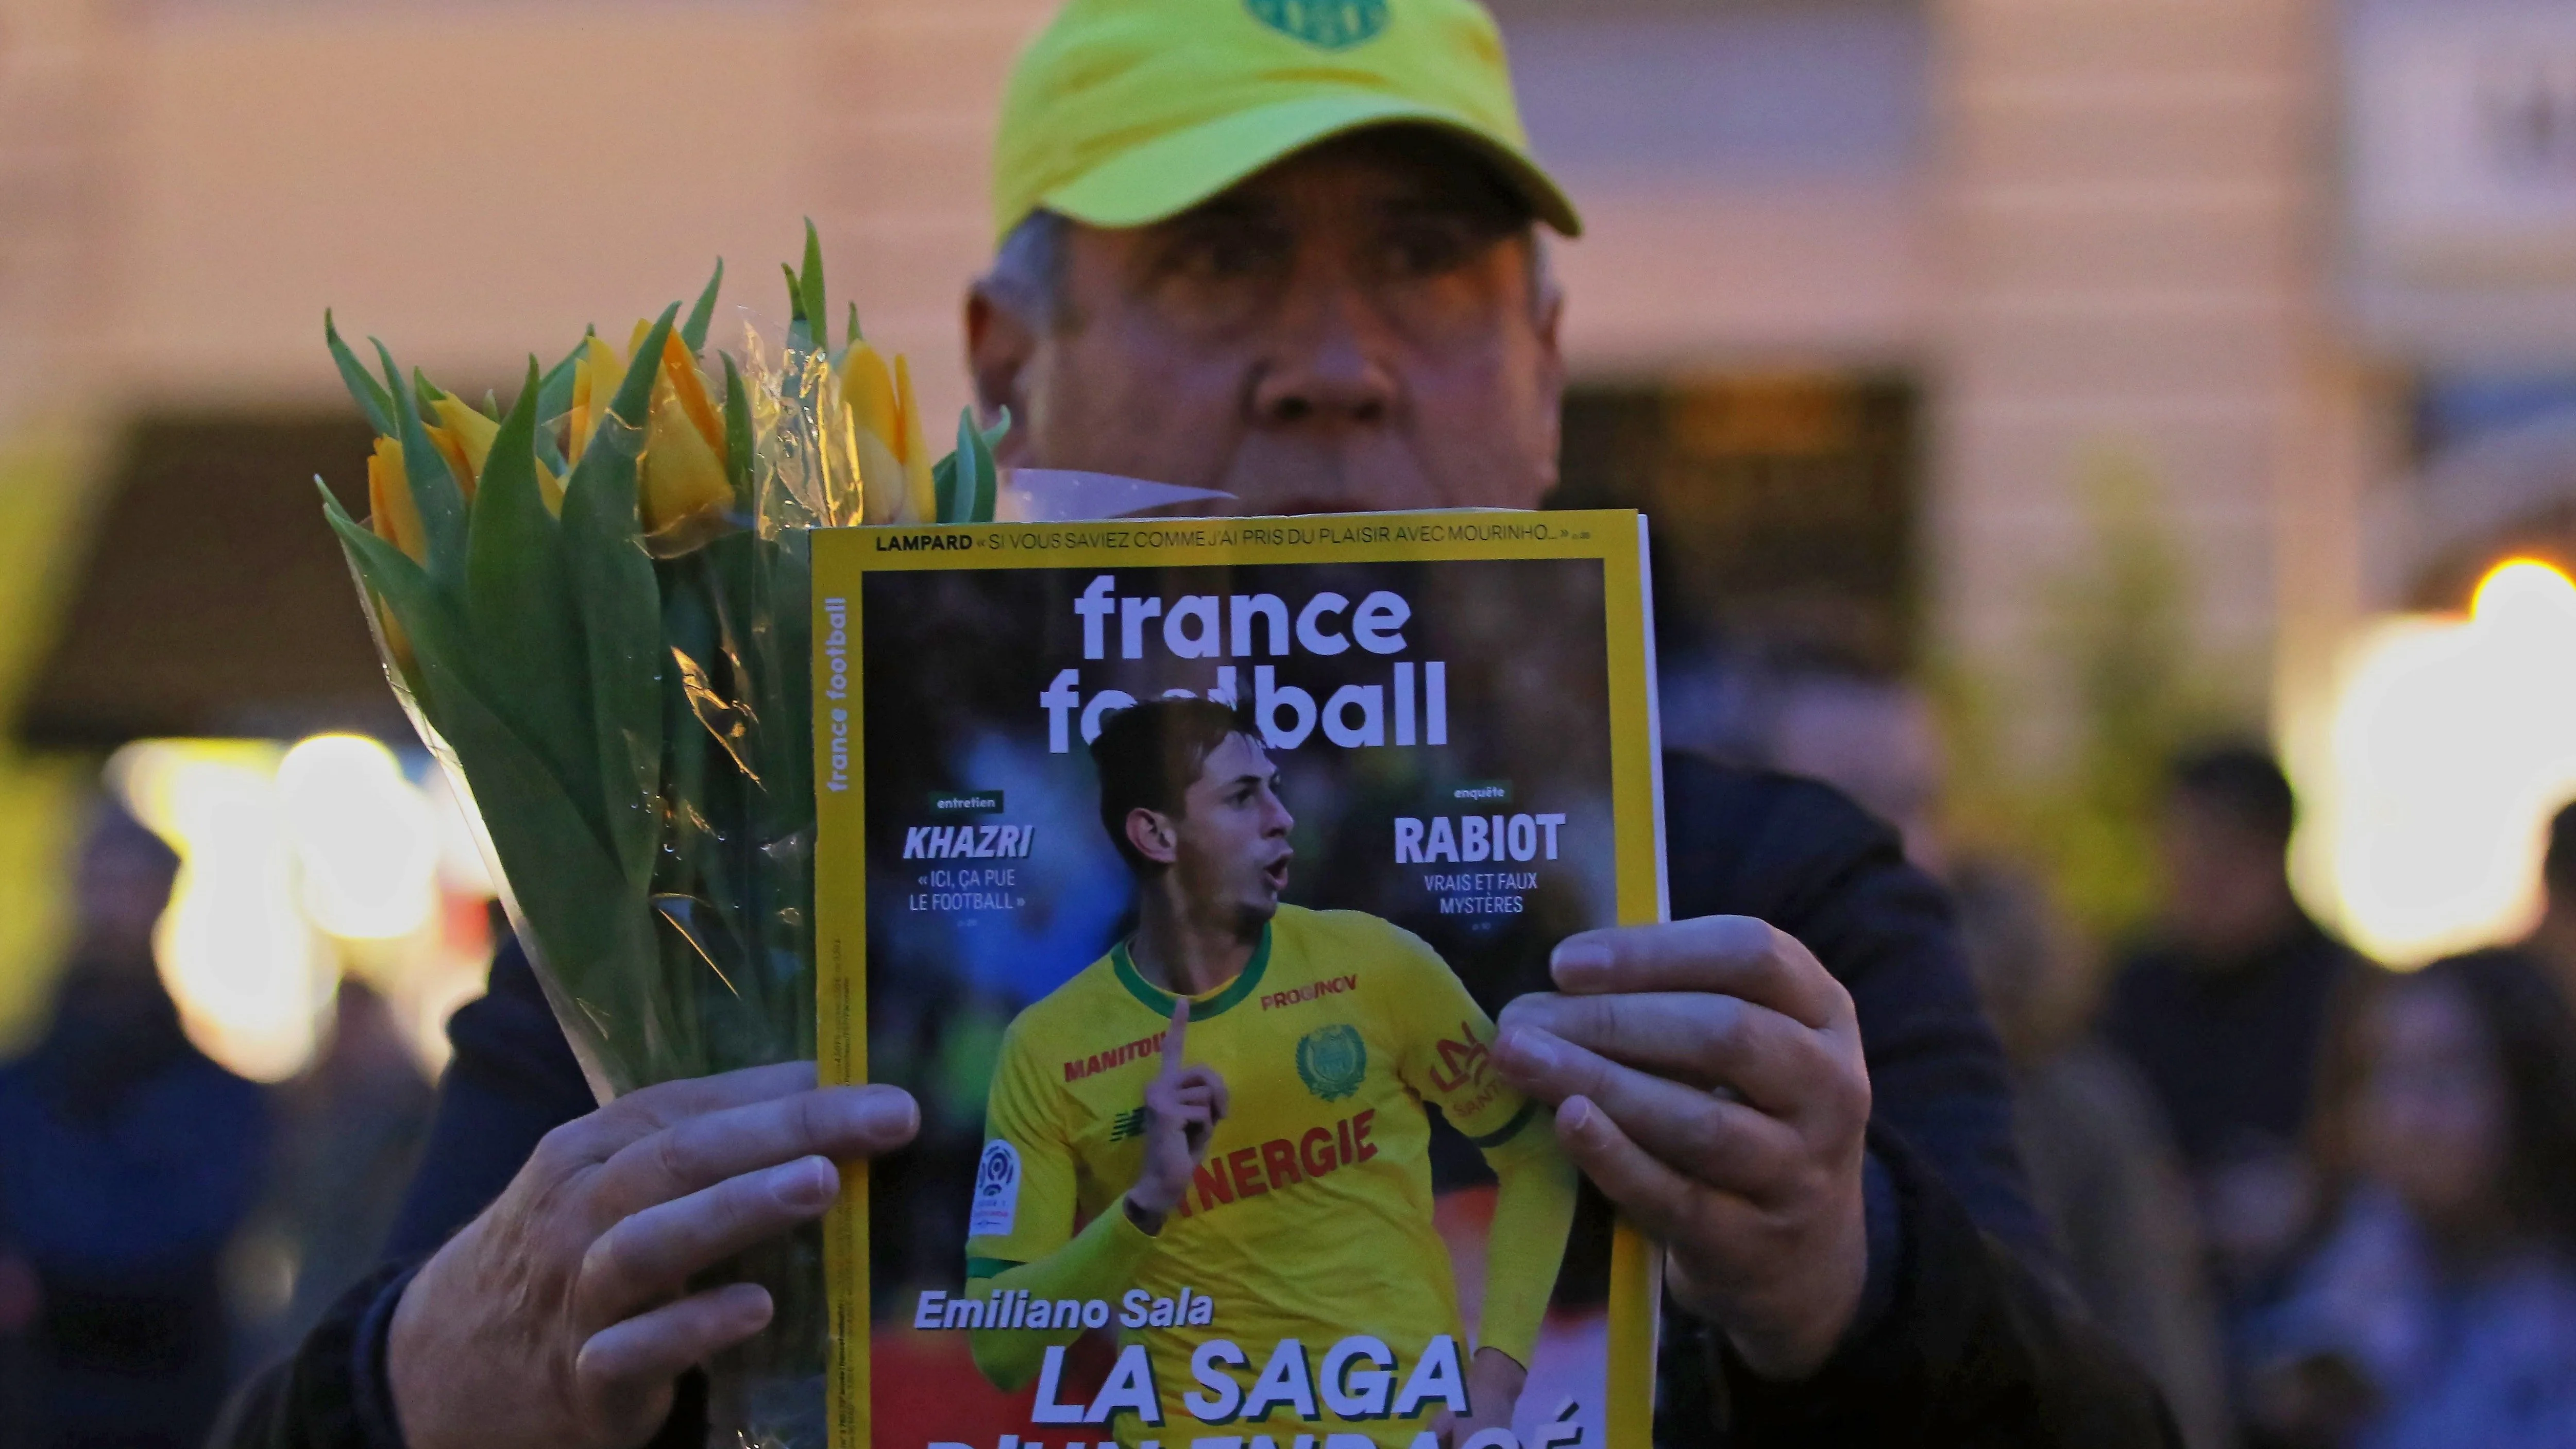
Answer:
1037;92;1582;241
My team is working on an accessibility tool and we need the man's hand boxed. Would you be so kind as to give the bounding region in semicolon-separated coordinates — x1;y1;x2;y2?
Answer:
1431;1345;1528;1449
387;1062;918;1449
1491;916;1870;1381
1126;998;1230;1230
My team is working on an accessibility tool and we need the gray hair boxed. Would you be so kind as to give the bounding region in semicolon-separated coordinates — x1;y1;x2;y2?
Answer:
976;207;1557;333
981;209;1078;330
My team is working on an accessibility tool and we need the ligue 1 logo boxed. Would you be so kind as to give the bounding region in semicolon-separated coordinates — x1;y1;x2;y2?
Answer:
977;1141;1017;1197
1245;0;1387;51
969;1139;1022;1237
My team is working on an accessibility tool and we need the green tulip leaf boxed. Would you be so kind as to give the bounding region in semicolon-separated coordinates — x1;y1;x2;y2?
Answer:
465;359;599;831
682;259;725;355
324;312;395;436
796;219;827;353
560;303;680;891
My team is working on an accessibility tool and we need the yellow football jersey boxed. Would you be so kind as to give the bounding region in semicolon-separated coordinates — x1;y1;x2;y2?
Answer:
966;904;1538;1446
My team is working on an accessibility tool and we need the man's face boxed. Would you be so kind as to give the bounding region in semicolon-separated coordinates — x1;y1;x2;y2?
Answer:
971;130;1566;515
1152;732;1295;928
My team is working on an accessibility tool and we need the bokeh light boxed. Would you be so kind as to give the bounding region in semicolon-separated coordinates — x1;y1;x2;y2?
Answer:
2323;559;2576;964
106;735;497;1081
112;740;318;1082
276;734;439;940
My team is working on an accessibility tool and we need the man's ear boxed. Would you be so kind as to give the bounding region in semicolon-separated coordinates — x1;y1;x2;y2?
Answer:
966;284;1037;466
1124;806;1179;868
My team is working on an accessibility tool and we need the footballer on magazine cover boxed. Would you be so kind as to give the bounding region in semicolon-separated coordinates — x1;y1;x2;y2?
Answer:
957;698;1578;1449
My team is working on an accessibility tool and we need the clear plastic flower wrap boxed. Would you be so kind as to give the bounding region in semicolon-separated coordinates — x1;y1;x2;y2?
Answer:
315;228;1013;1447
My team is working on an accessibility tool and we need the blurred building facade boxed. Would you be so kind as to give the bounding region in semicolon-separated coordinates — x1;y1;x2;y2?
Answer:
0;0;2573;1004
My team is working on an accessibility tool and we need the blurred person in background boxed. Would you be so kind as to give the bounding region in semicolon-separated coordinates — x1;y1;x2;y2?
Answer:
0;802;268;1449
2517;798;2576;1004
2242;950;2576;1449
1952;861;2234;1449
1686;655;2229;1441
1756;668;1947;876
2102;744;2363;1304
230;979;433;1370
1653;646;1947;874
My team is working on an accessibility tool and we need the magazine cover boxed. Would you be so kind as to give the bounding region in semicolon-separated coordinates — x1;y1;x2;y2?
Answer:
814;511;1666;1449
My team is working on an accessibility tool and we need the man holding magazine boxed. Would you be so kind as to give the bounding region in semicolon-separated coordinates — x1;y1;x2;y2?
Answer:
222;1;2177;1445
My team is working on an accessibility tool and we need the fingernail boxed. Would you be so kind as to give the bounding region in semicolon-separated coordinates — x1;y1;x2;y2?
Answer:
1499;1025;1560;1073
855;1087;919;1138
1551;941;1611;983
1560;1096;1595;1134
730;1282;776;1328
774;1155;837;1211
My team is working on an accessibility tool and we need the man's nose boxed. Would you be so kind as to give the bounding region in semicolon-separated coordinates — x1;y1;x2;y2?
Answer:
1248;283;1401;429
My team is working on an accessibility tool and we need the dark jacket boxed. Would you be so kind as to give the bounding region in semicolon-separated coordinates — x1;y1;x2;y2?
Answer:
217;754;2176;1447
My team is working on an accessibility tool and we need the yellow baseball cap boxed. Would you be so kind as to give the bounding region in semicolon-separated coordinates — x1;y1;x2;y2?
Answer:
991;0;1581;246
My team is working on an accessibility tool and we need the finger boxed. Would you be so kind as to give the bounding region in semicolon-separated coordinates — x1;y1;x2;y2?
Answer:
1494;1026;1805;1198
548;1061;822;1163
1549;917;1846;1031
575;1280;773;1401
1551;1095;1704;1243
1497;993;1850;1116
588;1084;916;1223
1175;1066;1231;1117
575;1156;839;1329
1159;996;1191;1084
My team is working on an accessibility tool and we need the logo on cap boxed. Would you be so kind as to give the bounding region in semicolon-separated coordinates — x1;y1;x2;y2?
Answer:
1245;0;1388;51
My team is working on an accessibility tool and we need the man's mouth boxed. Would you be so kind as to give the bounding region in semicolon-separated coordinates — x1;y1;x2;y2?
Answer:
1261;854;1293;892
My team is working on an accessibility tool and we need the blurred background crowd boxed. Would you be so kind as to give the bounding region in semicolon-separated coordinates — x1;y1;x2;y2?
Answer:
7;0;2576;1446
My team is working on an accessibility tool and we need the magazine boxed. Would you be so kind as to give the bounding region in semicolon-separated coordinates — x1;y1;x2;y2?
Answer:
813;511;1667;1449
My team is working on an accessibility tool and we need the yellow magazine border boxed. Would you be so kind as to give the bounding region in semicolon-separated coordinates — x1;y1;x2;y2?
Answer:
815;509;1665;1449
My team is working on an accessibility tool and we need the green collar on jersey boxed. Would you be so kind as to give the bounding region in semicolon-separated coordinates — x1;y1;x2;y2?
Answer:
1112;922;1273;1021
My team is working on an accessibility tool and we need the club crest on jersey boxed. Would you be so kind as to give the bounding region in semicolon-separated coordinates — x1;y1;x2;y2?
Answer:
1295;1023;1367;1102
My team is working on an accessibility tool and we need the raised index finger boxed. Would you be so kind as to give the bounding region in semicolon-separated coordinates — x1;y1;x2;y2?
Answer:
1158;997;1191;1084
1547;916;1846;1031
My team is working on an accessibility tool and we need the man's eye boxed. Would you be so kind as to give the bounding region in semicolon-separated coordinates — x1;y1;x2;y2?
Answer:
1380;224;1480;278
1168;231;1279;281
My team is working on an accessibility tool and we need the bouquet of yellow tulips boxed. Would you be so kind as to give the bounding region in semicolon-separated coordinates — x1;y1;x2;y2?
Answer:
318;226;999;1442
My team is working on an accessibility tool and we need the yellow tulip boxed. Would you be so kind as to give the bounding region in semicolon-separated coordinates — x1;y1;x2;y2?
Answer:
841;340;935;524
639;331;734;549
364;435;422;670
426;397;497;501
428;394;566;515
367;436;425;563
894;354;935;523
654;331;726;459
842;343;899;453
567;333;628;468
